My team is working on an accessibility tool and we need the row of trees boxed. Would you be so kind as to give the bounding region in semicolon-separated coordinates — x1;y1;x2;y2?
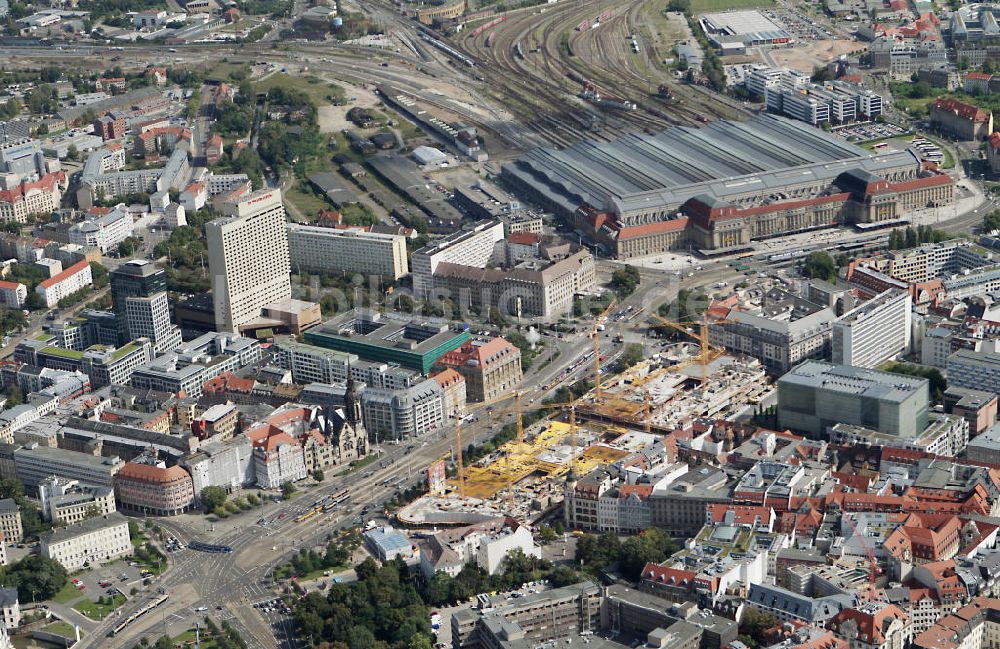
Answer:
140;617;247;649
422;551;582;607
887;225;946;249
575;528;680;580
883;361;947;403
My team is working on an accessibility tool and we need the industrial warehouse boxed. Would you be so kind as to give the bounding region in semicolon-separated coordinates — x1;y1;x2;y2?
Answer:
502;115;954;258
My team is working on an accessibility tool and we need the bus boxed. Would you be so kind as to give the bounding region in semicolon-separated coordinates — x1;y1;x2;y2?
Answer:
872;142;888;150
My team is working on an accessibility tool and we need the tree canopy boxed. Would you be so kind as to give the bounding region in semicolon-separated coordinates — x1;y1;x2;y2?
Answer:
200;486;227;512
0;555;67;601
802;251;837;282
610;265;641;297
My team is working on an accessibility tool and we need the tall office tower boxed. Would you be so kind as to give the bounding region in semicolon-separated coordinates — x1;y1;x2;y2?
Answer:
206;188;291;333
125;293;182;354
110;260;181;353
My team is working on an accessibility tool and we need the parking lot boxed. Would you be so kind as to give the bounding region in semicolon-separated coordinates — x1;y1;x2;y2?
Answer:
834;122;908;143
71;561;150;600
766;8;833;40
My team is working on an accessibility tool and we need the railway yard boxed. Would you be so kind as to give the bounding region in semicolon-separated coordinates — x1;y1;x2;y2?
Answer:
452;0;753;147
1;0;761;154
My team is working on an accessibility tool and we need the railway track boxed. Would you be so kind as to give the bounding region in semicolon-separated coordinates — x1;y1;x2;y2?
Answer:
453;0;747;147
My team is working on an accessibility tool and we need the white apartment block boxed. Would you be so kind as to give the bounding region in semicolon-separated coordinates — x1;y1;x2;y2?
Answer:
77;147;188;210
39;477;116;525
882;240;989;283
182;436;254;494
87;145;126;175
476;525;542;575
68;204;135;253
752;66;885;125
286;223;409;280
206;189;291;333
179;182;206;212
39;512;132;572
922;327;959;369
0;589;19;630
274;340;354;385
781;90;831;125
205;173;251;195
832;289;912;368
35;260;93;308
0;281;26;309
411;220;505;298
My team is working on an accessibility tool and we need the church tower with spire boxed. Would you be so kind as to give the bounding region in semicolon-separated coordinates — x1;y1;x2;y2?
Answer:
343;373;369;457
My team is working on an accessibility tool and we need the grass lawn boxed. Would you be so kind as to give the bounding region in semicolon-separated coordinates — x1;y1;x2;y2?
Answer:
256;73;344;107
297;564;347;581
220;18;255;32
284;183;331;220
173;628;221;648
859;135;910;149
691;0;774;11
378;106;424;141
74;594;126;621
44;620;77;638
52;583;83;605
349;452;381;471
204;61;251;83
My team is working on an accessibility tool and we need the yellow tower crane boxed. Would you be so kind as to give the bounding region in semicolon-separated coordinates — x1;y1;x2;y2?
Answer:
486;396;580;501
647;312;727;381
455;418;464;498
591;298;617;403
644;390;651;433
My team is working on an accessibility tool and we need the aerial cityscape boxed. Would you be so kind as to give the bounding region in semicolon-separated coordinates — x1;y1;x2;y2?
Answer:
5;0;1000;646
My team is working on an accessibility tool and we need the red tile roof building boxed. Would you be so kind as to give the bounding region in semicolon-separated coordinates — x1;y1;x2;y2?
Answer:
931;98;993;141
0;172;64;224
913;598;1000;649
828;602;911;649
205;134;224;165
572;163;954;258
35;260;93;308
95;77;127;93
436;337;522;402
146;67;168;86
133;126;192;155
113;462;195;516
432;368;467;420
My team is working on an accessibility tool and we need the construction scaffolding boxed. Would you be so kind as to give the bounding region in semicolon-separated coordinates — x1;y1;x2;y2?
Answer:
453;420;630;500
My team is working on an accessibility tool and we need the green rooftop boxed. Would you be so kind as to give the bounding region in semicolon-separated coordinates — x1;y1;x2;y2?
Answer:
110;342;140;361
39;346;84;361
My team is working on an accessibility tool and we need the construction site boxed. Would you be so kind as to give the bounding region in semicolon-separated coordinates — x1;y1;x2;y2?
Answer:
588;353;773;431
398;418;631;525
397;308;775;527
